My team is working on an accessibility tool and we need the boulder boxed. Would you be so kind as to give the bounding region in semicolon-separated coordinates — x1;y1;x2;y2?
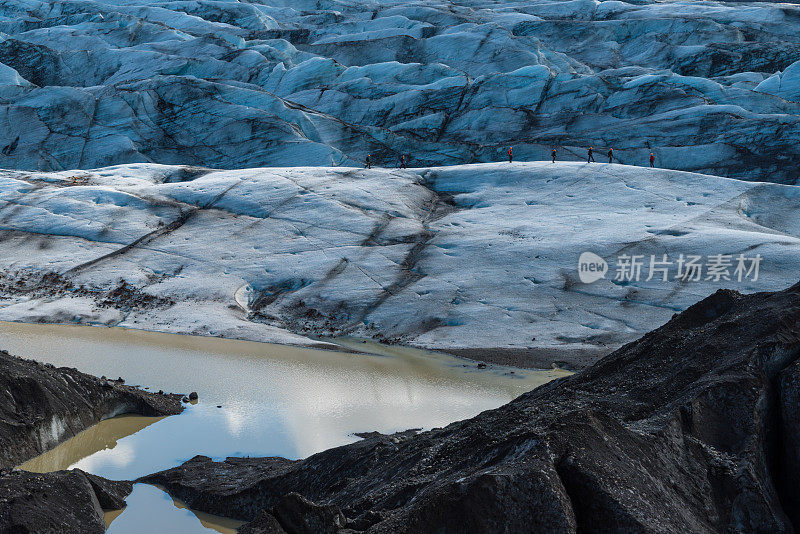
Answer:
0;469;131;533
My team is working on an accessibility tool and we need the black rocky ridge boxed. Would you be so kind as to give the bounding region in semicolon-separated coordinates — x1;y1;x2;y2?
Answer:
0;469;132;533
0;349;183;470
143;283;800;533
0;348;184;533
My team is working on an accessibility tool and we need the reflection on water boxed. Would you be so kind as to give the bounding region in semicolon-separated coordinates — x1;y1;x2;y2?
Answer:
104;484;243;534
3;321;568;481
19;415;164;473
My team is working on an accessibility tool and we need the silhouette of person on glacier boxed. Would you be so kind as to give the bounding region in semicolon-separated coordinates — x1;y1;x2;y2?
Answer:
587;147;595;163
399;154;407;169
552;148;557;163
649;152;655;168
508;146;513;163
607;148;613;164
365;154;372;169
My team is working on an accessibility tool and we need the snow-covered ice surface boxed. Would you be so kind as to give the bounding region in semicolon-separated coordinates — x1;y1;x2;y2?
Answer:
0;0;799;182
0;162;797;367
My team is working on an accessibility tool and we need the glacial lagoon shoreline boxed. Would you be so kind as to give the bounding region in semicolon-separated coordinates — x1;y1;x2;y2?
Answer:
1;319;566;532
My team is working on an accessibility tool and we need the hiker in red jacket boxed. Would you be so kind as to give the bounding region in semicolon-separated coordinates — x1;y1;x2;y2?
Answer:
508;146;513;163
649;152;655;168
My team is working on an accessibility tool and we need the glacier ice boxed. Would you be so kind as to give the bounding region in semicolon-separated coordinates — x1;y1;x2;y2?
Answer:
0;162;798;364
0;0;797;182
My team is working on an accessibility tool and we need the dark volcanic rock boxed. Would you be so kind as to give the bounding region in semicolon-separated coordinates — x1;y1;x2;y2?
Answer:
146;283;800;533
0;469;131;533
83;472;133;510
238;493;346;534
779;358;800;528
0;349;183;470
239;509;288;534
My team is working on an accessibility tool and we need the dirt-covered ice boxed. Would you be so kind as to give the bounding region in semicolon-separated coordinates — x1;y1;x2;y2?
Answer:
0;162;797;367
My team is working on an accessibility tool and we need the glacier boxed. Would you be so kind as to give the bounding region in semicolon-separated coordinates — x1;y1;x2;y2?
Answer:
0;162;798;368
0;0;798;182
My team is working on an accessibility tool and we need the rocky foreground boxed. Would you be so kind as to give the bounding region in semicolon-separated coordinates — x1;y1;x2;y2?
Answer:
0;469;132;533
144;282;800;533
0;348;183;532
0;349;184;470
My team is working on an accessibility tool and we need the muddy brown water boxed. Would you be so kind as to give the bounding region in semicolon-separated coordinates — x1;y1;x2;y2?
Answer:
3;321;569;532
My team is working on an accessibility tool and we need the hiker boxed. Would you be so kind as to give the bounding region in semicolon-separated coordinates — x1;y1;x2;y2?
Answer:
649;152;655;168
587;147;595;163
607;148;613;164
552;148;556;163
399;154;407;169
508;146;513;163
365;154;371;169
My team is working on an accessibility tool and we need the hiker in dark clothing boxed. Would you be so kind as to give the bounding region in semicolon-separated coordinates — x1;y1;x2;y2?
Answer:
587;147;595;163
552;148;556;163
399;154;407;169
508;146;513;163
365;154;371;169
607;148;613;163
649;152;655;168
